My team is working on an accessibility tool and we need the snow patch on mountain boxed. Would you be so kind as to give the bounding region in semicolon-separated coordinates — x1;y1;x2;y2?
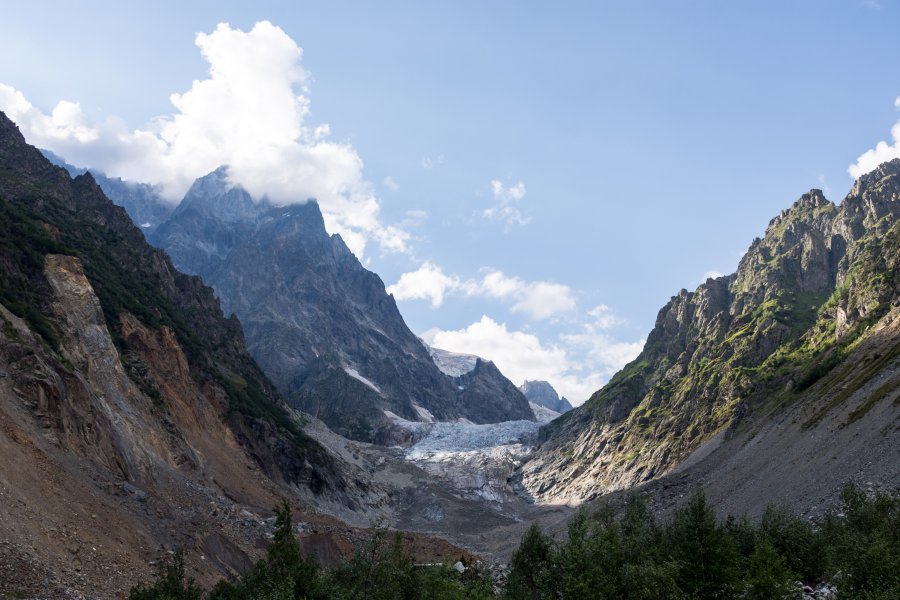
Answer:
344;366;382;394
427;345;478;377
412;403;435;423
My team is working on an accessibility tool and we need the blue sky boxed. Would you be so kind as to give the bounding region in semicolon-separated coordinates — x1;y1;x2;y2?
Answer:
2;1;899;402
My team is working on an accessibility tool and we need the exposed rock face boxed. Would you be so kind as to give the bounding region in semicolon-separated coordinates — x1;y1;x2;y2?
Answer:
0;111;386;595
520;165;900;504
41;149;173;234
455;359;535;424
519;380;573;414
147;170;534;441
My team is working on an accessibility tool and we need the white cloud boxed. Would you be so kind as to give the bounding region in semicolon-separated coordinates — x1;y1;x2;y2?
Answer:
560;303;643;387
701;270;724;282
423;315;571;393
0;21;406;259
387;262;458;307
388;264;576;321
848;99;900;179
420;154;444;169
490;180;526;202
560;331;644;380
509;281;576;320
423;313;644;405
587;304;625;330
470;269;576;320
895;97;900;109
383;176;399;191
484;179;530;228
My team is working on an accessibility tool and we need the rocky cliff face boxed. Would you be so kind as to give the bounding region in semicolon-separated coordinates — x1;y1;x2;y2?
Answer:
520;164;900;504
41;149;173;234
147;170;534;442
519;380;573;414
0;112;386;596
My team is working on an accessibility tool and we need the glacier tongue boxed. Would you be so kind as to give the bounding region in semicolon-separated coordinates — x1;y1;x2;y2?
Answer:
393;419;542;505
529;402;561;424
406;420;540;457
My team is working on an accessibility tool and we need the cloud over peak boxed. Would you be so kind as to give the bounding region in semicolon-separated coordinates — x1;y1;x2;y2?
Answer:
0;21;406;258
848;97;900;180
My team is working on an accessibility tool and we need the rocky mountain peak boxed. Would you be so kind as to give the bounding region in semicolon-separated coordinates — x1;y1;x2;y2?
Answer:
519;380;572;414
173;166;261;223
849;157;900;197
144;170;536;442
520;159;900;504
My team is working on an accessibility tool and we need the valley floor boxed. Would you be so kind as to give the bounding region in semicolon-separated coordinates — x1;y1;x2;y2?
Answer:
302;415;575;563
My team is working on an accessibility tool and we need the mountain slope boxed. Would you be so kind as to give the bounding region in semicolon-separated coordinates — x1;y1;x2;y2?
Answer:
520;164;900;505
0;112;382;595
40;149;173;234
148;170;534;442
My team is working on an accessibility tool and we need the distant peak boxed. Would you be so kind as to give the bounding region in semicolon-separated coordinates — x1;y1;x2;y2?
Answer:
519;380;559;399
175;166;261;223
519;380;572;413
186;166;238;198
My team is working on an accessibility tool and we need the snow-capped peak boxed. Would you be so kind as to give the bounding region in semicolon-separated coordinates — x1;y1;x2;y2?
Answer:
426;345;478;377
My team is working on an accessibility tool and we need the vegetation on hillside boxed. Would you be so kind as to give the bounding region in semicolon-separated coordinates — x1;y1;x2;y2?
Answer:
0;144;321;457
504;484;899;599
130;502;493;600
131;485;899;599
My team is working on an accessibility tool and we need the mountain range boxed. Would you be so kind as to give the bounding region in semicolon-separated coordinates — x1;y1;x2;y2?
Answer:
2;108;899;596
38;156;536;442
145;168;534;442
518;169;900;514
0;111;395;594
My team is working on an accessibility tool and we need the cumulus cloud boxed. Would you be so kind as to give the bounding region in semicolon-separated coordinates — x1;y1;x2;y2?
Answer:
423;313;644;405
560;330;644;380
507;280;576;320
387;262;458;307
484;179;530;228
423;315;571;392
0;21;406;258
848;97;900;179
388;264;576;320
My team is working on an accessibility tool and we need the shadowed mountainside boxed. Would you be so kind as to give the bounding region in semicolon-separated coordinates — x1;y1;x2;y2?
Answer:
148;169;534;442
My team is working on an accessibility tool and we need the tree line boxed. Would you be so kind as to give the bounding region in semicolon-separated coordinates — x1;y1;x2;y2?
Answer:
130;483;899;599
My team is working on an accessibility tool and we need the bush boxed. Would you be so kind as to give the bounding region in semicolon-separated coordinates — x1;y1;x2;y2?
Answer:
129;550;204;600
